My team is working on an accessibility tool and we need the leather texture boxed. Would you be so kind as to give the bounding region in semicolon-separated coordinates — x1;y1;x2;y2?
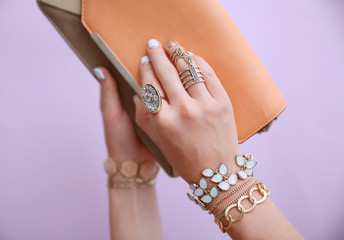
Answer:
37;1;175;176
81;0;287;143
37;0;286;177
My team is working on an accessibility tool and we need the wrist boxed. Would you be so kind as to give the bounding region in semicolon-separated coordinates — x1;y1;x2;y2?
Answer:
186;153;261;228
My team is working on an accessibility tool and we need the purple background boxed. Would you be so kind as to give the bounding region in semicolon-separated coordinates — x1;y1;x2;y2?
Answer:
1;0;343;239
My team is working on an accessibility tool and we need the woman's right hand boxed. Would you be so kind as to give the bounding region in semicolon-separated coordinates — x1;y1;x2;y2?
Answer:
133;39;241;183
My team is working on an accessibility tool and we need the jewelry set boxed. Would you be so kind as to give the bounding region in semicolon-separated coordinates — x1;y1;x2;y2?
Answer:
141;46;205;114
186;154;270;233
104;43;271;233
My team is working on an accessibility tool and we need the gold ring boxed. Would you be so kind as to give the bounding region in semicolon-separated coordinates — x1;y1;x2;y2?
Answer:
171;47;193;66
141;84;162;114
184;79;205;90
178;65;206;90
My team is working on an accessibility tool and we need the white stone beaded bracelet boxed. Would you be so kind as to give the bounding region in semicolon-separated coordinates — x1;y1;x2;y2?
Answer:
187;154;257;209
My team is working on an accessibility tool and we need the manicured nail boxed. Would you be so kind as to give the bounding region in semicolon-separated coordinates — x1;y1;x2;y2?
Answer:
148;39;159;49
93;68;105;81
166;40;176;48
188;51;194;56
141;56;151;64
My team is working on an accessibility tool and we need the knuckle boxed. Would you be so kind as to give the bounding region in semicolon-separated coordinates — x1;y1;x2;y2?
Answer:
155;116;171;129
203;99;230;116
203;102;217;115
219;101;233;116
178;102;199;120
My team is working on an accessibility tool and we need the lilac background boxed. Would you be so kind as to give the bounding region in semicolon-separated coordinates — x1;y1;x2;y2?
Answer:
1;0;343;239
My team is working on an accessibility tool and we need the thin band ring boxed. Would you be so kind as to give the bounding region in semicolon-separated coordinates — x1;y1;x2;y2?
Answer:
180;69;202;81
184;79;205;90
181;73;204;83
171;46;207;92
171;47;193;67
178;66;201;76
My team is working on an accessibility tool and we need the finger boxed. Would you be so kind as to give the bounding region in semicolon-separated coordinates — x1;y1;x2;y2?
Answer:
146;39;189;103
165;40;210;101
133;94;155;139
140;56;167;100
95;67;125;121
95;67;144;159
190;55;229;100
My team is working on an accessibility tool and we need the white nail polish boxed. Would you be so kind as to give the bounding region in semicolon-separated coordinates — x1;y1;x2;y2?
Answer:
188;51;194;56
93;68;105;81
148;39;159;49
141;56;151;64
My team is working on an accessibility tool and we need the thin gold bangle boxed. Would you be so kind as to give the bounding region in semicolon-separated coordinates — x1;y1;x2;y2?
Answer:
208;177;255;214
214;181;257;218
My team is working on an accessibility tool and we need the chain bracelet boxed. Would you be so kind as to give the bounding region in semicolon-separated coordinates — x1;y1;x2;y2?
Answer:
214;181;257;217
214;182;271;233
208;177;255;214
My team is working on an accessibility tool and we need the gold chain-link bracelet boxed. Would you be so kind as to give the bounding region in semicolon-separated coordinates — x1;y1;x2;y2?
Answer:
208;177;255;214
214;182;271;233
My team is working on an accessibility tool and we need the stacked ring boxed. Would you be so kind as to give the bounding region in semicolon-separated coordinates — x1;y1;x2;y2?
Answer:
170;47;206;90
179;65;205;90
170;47;193;66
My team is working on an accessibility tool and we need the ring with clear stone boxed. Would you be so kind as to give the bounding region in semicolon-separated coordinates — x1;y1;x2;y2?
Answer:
178;65;206;90
141;84;163;114
171;47;193;66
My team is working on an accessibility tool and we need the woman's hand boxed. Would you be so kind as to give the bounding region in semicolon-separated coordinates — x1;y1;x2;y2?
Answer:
133;40;241;183
96;67;162;240
97;67;155;164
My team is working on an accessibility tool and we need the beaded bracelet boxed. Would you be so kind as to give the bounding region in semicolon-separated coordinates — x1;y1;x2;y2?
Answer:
104;158;159;188
214;182;271;233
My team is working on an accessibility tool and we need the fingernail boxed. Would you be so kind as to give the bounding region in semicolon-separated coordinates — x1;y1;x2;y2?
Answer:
93;68;105;81
166;40;176;48
141;56;151;64
188;51;194;56
148;39;159;49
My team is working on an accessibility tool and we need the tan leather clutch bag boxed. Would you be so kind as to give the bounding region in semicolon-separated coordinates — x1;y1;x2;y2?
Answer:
37;0;286;177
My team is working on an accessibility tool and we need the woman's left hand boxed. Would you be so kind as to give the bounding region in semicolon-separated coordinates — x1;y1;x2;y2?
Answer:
96;67;155;164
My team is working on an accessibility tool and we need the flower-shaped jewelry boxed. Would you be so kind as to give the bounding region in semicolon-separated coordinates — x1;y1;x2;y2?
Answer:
187;154;258;207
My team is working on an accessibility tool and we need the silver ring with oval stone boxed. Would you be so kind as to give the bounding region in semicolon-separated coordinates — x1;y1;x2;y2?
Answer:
141;84;162;114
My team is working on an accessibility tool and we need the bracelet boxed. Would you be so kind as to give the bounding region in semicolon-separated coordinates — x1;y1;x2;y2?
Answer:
214;181;257;217
214;182;271;233
187;154;257;208
207;177;255;214
104;157;159;188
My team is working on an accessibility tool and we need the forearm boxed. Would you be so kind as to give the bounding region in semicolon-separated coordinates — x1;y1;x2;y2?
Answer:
108;186;163;240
